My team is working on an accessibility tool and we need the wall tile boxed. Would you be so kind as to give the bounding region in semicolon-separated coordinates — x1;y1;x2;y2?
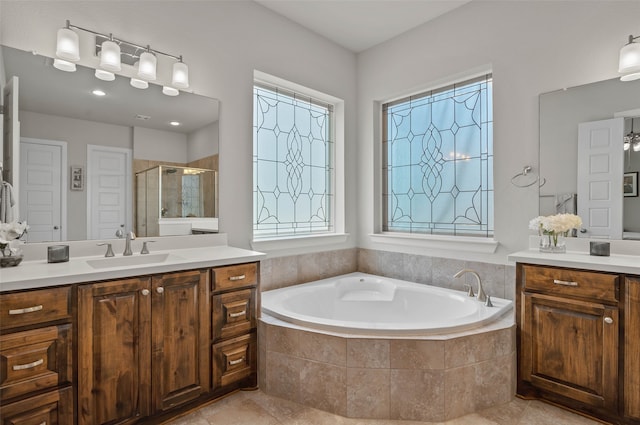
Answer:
432;257;467;290
444;326;514;369
268;256;300;289
346;368;390;419
357;248;379;275
298;331;346;366
264;352;302;401
299;360;347;416
389;369;445;421
505;265;517;301
464;260;506;299
389;339;445;370
330;248;358;276
402;253;433;284
346;339;389;368
266;323;300;356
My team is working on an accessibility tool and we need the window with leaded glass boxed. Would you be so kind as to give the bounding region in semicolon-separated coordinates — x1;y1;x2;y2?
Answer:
253;82;334;238
382;74;493;237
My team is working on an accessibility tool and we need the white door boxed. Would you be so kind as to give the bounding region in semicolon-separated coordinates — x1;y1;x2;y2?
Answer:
19;139;67;242
577;118;624;239
87;145;132;239
3;76;20;204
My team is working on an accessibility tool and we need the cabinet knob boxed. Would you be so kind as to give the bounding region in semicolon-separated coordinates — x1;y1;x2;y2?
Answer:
141;289;150;296
156;287;164;294
604;317;614;324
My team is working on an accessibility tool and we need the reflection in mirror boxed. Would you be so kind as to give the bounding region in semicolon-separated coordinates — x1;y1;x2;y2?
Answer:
0;45;220;242
539;77;640;240
136;165;218;237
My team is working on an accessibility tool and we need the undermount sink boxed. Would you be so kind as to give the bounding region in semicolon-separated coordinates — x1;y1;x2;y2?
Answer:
86;253;180;269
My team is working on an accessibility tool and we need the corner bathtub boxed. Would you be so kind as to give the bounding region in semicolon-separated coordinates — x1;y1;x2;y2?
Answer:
259;272;516;421
261;272;512;336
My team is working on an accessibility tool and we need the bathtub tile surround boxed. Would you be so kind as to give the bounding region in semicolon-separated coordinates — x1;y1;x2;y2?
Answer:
259;316;515;421
261;248;515;301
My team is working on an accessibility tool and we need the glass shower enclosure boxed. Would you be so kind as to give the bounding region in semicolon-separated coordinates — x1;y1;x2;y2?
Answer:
135;165;218;237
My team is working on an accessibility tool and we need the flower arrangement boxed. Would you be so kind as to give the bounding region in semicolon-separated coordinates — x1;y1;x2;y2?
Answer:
0;220;29;257
529;214;582;253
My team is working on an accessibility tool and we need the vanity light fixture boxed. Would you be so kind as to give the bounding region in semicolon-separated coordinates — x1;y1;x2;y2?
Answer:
53;20;189;95
619;34;640;81
53;58;76;72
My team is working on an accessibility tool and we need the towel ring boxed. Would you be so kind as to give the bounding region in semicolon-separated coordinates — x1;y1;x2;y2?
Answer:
511;166;546;188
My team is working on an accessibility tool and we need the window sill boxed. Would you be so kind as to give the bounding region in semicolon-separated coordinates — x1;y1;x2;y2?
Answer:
369;232;499;254
251;233;350;252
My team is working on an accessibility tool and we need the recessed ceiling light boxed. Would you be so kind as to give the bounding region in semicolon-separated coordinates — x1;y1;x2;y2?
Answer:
136;114;151;121
169;121;180;126
92;89;106;96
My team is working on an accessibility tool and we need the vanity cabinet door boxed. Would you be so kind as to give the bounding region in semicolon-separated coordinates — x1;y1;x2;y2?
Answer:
520;292;618;411
625;276;640;421
151;269;210;412
77;277;152;425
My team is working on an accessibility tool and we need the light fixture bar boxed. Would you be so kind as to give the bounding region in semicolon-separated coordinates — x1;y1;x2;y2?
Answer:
66;20;183;62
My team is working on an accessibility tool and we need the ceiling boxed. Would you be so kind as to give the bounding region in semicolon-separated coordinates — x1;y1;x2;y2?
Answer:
254;0;472;53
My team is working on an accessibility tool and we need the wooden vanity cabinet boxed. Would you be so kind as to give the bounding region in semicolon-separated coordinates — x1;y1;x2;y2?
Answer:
0;286;73;425
517;263;640;424
625;276;640;422
211;263;258;391
77;269;210;425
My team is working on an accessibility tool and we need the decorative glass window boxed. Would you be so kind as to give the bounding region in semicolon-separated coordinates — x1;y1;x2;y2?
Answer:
253;82;334;238
382;74;493;236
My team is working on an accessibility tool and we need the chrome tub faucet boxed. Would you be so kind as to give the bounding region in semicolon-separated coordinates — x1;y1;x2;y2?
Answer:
454;268;488;302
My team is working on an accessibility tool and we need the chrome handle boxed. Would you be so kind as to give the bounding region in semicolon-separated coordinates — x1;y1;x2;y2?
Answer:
228;358;245;366
229;274;246;281
156;287;164;294
141;289;150;296
604;317;614;324
12;358;44;371
553;279;578;287
229;310;246;318
9;305;43;315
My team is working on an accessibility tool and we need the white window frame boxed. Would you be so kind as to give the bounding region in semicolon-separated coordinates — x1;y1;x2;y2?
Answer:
374;67;498;254
251;70;347;252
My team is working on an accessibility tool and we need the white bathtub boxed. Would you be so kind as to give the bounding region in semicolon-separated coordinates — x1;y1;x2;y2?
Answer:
261;272;512;336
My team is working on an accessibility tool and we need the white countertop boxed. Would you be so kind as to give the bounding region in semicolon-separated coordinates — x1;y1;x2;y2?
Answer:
508;250;640;275
0;245;266;292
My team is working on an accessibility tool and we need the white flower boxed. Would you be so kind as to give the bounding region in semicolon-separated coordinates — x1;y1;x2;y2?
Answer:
0;221;29;245
532;214;582;235
528;216;544;232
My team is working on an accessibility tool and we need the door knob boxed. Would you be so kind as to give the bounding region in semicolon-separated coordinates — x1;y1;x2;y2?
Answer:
604;317;614;324
141;289;150;296
156;287;164;294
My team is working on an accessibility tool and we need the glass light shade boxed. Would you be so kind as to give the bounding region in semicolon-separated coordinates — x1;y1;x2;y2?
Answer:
53;58;76;72
56;27;80;61
162;86;179;96
95;69;115;81
621;71;640;82
624;140;631;151
100;40;121;72
618;41;640;74
130;78;148;89
138;51;157;80
172;61;189;89
634;141;640;152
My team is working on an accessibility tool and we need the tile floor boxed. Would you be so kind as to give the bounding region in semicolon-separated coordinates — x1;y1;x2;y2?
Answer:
165;389;603;425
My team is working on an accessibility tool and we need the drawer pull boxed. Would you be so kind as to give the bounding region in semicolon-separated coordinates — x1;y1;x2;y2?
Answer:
8;305;43;315
604;317;614;324
229;274;246;281
553;279;578;287
229;310;247;318
228;357;245;366
12;358;44;371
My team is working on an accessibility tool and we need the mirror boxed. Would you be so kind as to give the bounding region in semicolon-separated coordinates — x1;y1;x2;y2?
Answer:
539;77;640;240
1;45;220;241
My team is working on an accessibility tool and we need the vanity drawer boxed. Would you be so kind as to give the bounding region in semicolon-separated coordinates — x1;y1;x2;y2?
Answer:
0;386;73;425
522;265;618;303
212;263;257;292
0;286;71;332
0;324;72;402
212;333;256;388
212;289;256;342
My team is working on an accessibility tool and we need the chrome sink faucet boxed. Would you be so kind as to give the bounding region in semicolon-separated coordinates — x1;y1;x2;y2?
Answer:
454;269;487;302
123;231;136;256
